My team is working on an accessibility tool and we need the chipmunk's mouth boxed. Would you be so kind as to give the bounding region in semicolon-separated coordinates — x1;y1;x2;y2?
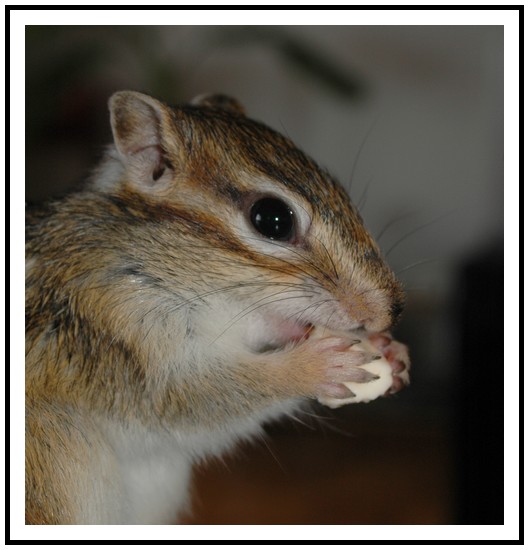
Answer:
255;317;314;352
280;320;314;344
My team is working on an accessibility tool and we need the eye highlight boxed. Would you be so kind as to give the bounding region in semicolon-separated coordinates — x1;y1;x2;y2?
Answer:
250;197;294;241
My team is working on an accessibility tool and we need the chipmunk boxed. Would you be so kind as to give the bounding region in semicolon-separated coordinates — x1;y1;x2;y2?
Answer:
25;91;410;524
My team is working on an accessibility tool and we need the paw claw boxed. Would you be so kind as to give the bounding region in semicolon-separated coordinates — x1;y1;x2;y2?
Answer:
392;360;407;374
318;383;356;399
349;367;380;383
366;332;411;396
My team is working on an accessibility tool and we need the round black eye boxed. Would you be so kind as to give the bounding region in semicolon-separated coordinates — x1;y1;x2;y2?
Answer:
250;197;294;241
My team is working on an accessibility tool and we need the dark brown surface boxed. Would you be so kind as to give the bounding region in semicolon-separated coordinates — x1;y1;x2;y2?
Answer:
183;400;454;525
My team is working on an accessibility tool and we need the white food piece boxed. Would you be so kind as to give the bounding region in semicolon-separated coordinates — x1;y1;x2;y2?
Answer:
317;337;393;409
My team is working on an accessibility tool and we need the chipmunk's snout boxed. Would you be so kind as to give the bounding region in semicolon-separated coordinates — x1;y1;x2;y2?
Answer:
362;298;404;332
338;278;405;333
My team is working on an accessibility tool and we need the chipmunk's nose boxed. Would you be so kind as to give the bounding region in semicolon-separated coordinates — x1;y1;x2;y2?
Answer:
390;297;405;325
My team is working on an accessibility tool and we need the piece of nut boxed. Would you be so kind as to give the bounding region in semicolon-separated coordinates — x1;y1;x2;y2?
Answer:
314;329;393;408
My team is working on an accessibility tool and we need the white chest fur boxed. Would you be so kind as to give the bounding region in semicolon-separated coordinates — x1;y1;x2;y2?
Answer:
98;422;194;524
118;443;193;524
97;398;301;524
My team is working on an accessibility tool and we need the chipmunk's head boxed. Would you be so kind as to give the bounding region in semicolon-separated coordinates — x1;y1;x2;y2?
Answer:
101;91;404;350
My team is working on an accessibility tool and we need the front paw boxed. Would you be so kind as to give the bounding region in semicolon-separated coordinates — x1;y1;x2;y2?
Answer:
367;332;411;395
295;334;383;401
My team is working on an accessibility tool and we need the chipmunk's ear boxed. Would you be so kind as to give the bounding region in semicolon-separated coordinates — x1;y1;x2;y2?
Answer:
109;91;175;189
190;93;246;116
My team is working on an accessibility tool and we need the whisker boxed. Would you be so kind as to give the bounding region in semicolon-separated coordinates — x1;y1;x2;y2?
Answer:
402;286;430;293
321;309;338;337
355;284;393;298
256;433;286;474
356;175;373;214
295;408;336;422
210;293;315;345
347;116;379;196
314;417;356;438
165;280;311;314
396;258;438;276
312;234;339;281
284;412;318;430
219;287;313;330
375;210;416;242
384;211;454;259
277;118;292;141
245;236;337;288
286;298;335;326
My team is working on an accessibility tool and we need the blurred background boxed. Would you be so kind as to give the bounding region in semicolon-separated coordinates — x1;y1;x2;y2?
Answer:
25;25;504;525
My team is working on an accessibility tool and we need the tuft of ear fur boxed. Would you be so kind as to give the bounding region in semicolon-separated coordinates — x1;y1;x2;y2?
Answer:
108;91;174;190
190;93;246;116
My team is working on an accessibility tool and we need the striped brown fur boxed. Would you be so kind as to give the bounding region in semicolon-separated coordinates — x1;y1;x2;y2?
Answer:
25;91;407;524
